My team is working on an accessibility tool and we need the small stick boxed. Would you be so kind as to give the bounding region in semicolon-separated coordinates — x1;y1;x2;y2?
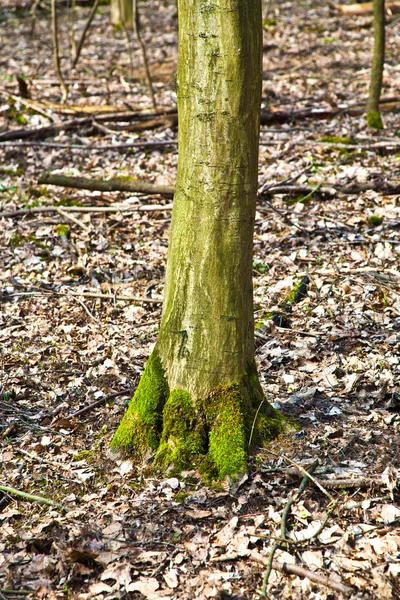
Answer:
51;0;69;102
72;0;100;69
133;0;157;111
71;295;100;323
0;204;173;219
1;290;162;305
72;389;132;417
0;485;67;510
251;552;352;595
264;449;335;502
57;207;90;231
261;461;318;595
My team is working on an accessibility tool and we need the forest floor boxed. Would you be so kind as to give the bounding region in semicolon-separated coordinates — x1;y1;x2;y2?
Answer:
1;0;400;598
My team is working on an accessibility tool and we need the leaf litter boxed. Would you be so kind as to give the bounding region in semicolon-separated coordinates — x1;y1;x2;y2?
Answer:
1;0;400;598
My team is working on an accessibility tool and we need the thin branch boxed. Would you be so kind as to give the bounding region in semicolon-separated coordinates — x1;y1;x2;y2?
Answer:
72;388;132;417
72;0;100;69
0;204;173;219
57;207;91;231
51;0;69;102
250;552;353;595
38;173;175;196
261;461;318;595
133;0;157;111
264;449;336;502
0;485;68;510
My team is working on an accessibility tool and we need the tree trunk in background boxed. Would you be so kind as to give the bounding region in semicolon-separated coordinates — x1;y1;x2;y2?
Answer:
367;0;385;128
111;0;133;29
111;0;289;481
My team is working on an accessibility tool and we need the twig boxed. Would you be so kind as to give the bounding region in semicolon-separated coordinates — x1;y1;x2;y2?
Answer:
133;0;157;111
0;485;67;510
51;0;69;102
0;89;55;122
0;204;173;219
250;552;353;595
0;139;177;151
261;461;318;595
72;389;132;417
57;207;91;231
72;0;100;69
0;591;31;597
71;295;100;323
263;449;335;502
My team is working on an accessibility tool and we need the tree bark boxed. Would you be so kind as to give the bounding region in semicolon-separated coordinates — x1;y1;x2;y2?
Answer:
111;0;133;29
111;0;289;480
367;0;385;128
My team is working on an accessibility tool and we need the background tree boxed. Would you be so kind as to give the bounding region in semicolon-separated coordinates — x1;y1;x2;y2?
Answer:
111;0;133;29
367;0;385;128
111;0;288;480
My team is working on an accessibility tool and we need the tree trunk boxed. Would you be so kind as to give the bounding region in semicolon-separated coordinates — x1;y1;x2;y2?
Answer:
111;0;133;29
367;0;385;129
111;0;289;481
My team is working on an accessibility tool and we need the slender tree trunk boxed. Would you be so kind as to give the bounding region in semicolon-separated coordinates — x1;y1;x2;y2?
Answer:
111;0;289;481
111;0;133;29
367;0;385;128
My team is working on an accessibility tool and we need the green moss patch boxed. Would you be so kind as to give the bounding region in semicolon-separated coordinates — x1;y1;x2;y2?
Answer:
112;355;294;481
367;111;384;130
319;135;355;145
155;390;207;471
111;349;169;455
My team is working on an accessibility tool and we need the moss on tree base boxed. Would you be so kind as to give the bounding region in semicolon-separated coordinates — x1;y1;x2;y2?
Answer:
111;350;293;481
367;111;384;129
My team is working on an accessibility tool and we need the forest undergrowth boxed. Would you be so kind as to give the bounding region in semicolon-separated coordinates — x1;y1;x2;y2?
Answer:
1;1;400;598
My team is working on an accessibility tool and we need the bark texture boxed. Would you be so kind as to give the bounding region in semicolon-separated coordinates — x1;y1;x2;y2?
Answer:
367;0;385;129
111;0;133;29
111;0;290;479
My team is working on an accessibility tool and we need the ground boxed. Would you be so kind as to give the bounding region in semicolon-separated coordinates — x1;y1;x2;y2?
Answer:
1;0;400;598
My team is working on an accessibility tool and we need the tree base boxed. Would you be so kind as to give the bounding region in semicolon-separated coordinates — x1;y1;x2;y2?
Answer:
111;351;293;481
367;111;384;129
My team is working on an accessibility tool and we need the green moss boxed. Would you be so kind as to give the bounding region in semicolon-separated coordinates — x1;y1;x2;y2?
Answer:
319;135;354;144
155;390;207;471
54;198;83;207
115;175;137;182
368;214;383;226
254;407;295;441
204;384;249;480
72;450;95;462
111;349;169;455
26;185;50;198
280;276;310;309
253;259;269;273
0;166;24;176
111;356;294;482
9;234;24;248
367;111;384;130
174;491;189;503
56;224;70;237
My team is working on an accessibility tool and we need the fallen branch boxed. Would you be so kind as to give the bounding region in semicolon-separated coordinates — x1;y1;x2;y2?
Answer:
38;174;175;196
250;551;353;595
0;139;177;150
336;1;400;16
0;204;173;219
2;289;163;304
72;388;132;417
261;461;319;595
37;174;400;197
